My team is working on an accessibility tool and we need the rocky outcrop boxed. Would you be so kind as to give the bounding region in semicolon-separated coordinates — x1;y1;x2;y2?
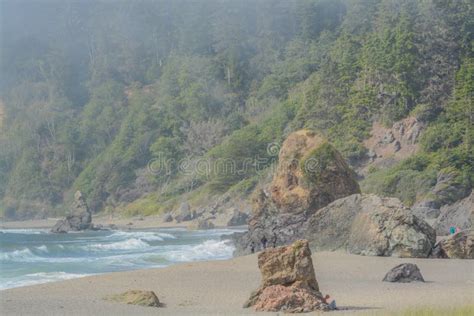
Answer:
233;130;360;255
412;170;471;223
434;191;473;235
51;191;93;233
226;210;249;226
304;194;436;257
162;213;173;222
173;202;196;222
430;230;474;259
106;290;162;307
188;218;215;230
360;117;424;174
244;240;329;313
383;263;424;283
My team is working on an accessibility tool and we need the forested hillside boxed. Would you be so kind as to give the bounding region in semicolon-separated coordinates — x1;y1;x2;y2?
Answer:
0;0;472;219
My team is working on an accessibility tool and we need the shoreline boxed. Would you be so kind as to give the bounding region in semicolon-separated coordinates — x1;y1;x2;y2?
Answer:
0;216;195;230
1;251;473;315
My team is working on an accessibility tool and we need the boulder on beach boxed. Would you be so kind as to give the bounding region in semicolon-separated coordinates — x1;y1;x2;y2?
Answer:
431;230;474;259
383;263;424;283
51;191;92;233
304;194;436;258
106;290;162;307
233;130;360;255
244;239;329;313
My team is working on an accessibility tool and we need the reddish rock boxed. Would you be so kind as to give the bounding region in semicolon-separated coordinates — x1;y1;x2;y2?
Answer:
245;240;329;313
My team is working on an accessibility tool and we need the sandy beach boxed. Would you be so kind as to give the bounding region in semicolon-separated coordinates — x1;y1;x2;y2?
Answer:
1;251;473;316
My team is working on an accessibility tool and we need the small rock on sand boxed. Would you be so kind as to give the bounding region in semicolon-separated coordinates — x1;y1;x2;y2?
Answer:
383;263;424;283
106;290;162;307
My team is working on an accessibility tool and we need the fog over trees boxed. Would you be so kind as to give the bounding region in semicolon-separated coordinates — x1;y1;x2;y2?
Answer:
0;0;472;219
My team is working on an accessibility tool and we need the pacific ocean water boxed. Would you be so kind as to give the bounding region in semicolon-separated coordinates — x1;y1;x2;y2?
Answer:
0;227;242;290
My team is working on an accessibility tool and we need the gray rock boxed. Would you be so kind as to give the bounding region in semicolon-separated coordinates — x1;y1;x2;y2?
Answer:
162;213;173;223
173;202;196;222
51;191;92;233
189;218;215;230
412;171;470;224
304;194;436;258
383;263;424;283
227;210;249;226
434;191;473;235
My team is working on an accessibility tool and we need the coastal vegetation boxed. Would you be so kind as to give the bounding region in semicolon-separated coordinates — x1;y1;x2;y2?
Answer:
0;0;472;218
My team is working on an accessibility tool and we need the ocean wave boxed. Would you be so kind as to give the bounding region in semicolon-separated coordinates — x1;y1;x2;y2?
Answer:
0;272;91;290
107;230;177;242
83;238;151;251
0;229;48;234
0;248;36;262
0;247;86;263
163;239;234;262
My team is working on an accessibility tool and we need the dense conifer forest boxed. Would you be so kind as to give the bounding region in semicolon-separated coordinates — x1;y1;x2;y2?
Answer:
0;0;472;219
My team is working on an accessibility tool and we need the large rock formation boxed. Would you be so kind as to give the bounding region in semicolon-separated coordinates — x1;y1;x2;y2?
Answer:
383;263;424;283
304;194;436;257
51;191;93;233
431;230;474;259
233;130;360;254
270;130;360;214
433;191;473;236
244;240;329;313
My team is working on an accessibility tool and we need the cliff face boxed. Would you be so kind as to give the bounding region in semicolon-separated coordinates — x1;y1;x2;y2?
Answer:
233;130;360;255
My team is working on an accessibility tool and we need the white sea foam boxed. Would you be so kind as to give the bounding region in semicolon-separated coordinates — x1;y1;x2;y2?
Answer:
83;238;151;251
0;272;91;290
107;231;176;242
163;240;234;262
0;248;36;261
35;245;48;252
0;229;48;234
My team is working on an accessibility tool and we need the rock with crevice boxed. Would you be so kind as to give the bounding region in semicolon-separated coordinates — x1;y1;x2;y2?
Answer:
51;191;92;233
244;240;329;313
383;263;424;283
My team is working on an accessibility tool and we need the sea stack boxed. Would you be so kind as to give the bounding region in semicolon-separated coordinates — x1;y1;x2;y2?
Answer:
232;130;360;254
51;191;92;233
244;239;329;312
